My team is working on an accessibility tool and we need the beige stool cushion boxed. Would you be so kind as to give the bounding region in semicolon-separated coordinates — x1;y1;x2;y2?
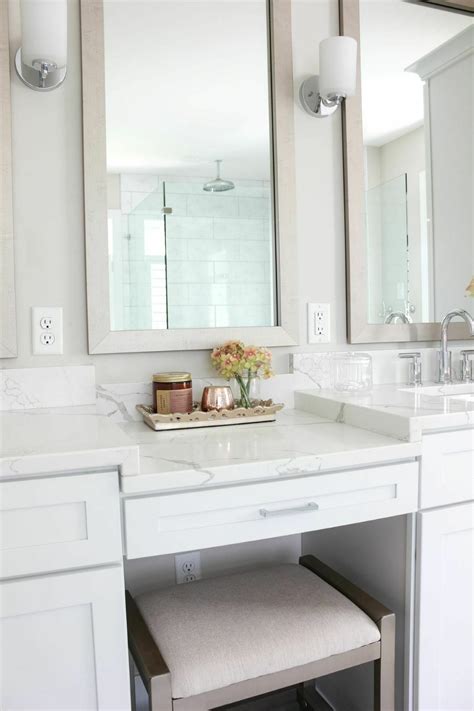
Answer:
136;563;380;699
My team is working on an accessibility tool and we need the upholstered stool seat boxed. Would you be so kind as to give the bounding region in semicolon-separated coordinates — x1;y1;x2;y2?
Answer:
126;556;395;711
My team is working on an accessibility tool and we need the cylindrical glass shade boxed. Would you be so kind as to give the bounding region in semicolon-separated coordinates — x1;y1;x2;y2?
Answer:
20;0;67;69
319;36;357;99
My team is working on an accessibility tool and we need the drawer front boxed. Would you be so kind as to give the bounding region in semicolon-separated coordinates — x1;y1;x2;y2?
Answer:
0;472;122;579
124;461;418;558
421;430;474;509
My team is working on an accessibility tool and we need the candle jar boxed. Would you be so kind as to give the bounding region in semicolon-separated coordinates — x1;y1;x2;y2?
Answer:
153;372;193;414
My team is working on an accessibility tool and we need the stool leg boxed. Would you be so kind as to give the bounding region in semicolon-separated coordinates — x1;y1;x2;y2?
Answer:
149;674;173;711
374;614;396;711
297;682;334;711
129;654;137;711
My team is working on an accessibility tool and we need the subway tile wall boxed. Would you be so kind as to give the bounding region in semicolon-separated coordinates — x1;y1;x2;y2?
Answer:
108;174;275;331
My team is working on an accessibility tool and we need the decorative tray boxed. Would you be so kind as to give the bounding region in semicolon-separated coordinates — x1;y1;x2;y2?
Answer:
136;402;284;431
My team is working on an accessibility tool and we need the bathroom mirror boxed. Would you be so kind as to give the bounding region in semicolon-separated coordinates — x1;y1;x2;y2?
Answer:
341;0;473;343
0;0;17;358
81;0;297;354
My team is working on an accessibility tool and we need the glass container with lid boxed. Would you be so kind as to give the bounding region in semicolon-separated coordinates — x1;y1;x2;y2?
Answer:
153;372;193;414
331;353;372;393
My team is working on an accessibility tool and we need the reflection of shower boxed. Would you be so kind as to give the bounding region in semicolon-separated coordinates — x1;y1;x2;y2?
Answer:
203;160;235;192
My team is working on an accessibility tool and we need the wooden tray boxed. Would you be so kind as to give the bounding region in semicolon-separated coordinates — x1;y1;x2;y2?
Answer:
136;402;284;431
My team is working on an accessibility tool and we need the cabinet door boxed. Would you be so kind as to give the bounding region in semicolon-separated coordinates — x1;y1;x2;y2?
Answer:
0;566;131;710
415;503;474;711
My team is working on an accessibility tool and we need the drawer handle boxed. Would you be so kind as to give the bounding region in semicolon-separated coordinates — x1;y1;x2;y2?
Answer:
259;502;319;518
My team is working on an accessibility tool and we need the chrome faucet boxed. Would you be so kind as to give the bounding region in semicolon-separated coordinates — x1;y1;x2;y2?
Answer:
438;309;474;383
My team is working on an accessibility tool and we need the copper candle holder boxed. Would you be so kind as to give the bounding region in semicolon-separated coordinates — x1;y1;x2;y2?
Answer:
201;386;235;412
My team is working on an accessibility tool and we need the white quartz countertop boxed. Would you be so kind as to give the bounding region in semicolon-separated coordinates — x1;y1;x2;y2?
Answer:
0;407;139;479
295;383;474;442
117;408;419;494
0;406;420;490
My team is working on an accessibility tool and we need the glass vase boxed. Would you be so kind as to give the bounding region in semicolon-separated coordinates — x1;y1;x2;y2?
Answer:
232;374;260;408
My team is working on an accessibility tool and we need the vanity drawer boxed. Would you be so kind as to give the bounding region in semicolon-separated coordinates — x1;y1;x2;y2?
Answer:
123;461;418;558
421;429;474;509
0;472;123;579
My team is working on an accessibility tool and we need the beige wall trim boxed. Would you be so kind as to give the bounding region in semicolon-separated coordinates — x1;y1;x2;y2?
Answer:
0;1;17;358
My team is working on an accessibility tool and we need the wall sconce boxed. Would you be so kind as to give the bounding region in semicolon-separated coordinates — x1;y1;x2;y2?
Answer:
300;36;357;118
15;0;67;91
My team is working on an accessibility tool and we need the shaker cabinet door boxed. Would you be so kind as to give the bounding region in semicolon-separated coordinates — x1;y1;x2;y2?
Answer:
415;503;474;711
0;566;131;710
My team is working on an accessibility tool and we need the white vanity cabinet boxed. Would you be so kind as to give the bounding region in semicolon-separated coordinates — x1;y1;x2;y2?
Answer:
415;431;474;711
0;471;131;711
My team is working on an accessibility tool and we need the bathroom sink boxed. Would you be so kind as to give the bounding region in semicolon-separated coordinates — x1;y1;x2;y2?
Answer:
399;383;474;398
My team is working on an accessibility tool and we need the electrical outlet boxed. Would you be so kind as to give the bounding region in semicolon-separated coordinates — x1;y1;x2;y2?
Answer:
175;551;202;584
32;307;63;355
307;303;330;344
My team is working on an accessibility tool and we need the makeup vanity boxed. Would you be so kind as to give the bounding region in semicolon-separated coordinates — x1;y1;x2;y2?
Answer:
1;378;473;710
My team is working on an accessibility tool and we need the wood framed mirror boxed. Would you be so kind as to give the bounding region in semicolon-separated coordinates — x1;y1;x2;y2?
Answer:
0;0;17;358
80;0;298;354
341;0;473;343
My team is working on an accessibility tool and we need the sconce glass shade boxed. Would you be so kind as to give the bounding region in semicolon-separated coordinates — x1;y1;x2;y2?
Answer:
319;36;357;99
20;0;67;68
16;0;67;90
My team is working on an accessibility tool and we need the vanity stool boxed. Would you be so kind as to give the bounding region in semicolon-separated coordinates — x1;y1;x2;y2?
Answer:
126;555;395;711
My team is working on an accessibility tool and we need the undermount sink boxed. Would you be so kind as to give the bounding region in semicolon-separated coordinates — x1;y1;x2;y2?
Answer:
399;383;474;399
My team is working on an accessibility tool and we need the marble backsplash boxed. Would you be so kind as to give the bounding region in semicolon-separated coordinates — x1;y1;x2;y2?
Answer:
0;347;469;419
96;373;315;423
291;347;468;389
0;366;96;411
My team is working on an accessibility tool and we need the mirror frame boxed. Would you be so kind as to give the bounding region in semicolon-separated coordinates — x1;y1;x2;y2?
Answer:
340;0;471;344
80;0;298;354
0;0;17;358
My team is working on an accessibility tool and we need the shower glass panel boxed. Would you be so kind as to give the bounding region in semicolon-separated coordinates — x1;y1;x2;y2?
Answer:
366;174;409;324
107;176;275;330
108;188;167;331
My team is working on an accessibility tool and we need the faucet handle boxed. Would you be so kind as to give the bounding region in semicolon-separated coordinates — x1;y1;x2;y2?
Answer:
460;349;474;382
398;352;422;386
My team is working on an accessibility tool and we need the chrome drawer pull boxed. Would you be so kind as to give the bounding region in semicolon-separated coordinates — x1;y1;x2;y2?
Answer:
259;502;319;518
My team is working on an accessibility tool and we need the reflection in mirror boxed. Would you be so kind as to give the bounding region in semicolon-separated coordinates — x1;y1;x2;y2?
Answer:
103;0;275;332
360;1;473;326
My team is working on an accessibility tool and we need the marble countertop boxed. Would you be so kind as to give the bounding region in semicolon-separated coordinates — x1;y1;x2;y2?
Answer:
117;408;419;494
0;405;420;491
0;407;139;479
295;383;474;442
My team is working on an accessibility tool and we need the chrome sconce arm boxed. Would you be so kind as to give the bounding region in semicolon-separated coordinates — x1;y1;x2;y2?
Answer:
15;52;66;91
300;77;345;118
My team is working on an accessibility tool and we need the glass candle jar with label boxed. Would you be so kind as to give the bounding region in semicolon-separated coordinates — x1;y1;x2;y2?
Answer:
153;372;193;414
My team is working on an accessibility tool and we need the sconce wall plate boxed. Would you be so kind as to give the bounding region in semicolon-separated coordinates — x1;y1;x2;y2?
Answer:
15;48;67;91
299;75;341;118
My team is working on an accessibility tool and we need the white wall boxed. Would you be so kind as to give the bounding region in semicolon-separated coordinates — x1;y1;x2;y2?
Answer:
1;0;349;383
3;0;469;384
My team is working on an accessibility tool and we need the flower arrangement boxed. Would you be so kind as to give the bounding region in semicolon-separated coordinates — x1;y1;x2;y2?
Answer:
211;340;273;408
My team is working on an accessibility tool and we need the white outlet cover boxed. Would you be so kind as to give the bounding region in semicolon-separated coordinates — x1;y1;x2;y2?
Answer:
307;303;331;344
175;551;202;584
32;307;63;355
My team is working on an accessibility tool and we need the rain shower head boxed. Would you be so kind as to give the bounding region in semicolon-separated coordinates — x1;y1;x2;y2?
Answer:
203;160;235;192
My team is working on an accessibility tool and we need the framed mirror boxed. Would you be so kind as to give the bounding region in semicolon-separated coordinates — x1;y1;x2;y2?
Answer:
81;0;297;354
0;0;17;358
341;0;473;343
